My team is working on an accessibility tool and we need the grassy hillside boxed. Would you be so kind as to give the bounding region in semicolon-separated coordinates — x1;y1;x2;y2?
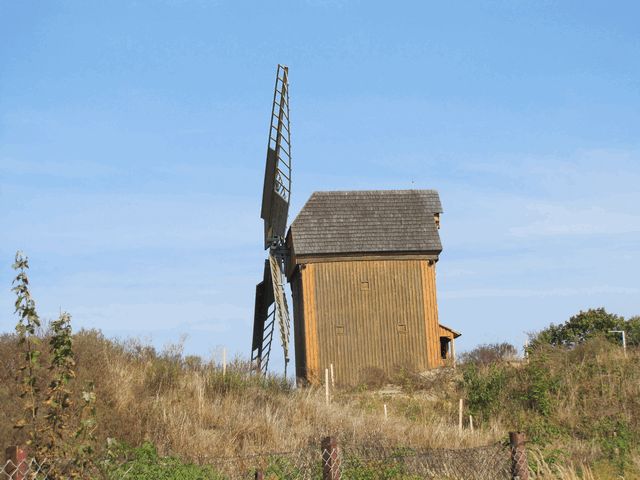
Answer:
0;329;500;456
460;338;640;478
2;329;639;478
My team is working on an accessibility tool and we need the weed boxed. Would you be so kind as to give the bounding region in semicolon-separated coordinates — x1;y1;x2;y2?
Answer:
12;252;43;447
102;441;223;480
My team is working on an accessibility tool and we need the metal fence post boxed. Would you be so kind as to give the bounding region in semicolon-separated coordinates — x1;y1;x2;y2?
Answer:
5;446;27;480
321;436;341;480
509;432;528;480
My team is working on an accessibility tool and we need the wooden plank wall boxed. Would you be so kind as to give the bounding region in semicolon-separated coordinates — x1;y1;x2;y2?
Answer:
300;264;320;383
420;260;442;369
290;274;306;381
303;259;439;386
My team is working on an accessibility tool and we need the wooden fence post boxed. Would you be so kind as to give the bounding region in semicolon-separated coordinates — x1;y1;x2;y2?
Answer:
5;446;27;480
330;363;335;388
509;432;528;480
222;347;227;377
254;471;264;480
321;436;341;480
325;369;330;405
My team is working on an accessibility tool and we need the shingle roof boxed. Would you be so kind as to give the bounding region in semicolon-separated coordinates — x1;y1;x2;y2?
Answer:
289;190;443;257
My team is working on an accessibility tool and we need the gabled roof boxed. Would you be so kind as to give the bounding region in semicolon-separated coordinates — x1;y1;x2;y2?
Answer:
289;190;443;257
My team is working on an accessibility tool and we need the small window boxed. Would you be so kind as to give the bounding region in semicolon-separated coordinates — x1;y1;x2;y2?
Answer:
397;324;407;333
360;281;369;291
336;325;344;335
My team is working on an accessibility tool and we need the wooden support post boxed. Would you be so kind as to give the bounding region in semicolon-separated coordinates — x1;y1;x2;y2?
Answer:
325;368;330;405
384;403;388;420
330;363;335;388
451;337;456;367
222;348;227;377
5;446;27;480
458;398;463;433
510;432;528;480
469;414;474;432
321;436;341;480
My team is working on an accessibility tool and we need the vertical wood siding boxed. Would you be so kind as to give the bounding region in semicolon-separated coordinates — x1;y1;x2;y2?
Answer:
420;260;441;368
300;264;320;383
290;273;306;381
308;259;439;386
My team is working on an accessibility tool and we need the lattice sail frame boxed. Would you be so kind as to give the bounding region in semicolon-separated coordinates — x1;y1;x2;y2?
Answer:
269;65;291;205
260;64;292;246
251;261;275;374
252;64;293;375
269;252;291;369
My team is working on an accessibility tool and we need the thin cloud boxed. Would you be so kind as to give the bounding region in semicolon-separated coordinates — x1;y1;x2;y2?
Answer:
0;157;119;179
509;204;640;237
441;285;640;300
67;301;250;332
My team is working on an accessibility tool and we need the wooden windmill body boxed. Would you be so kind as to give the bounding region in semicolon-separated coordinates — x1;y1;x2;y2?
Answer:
285;190;459;386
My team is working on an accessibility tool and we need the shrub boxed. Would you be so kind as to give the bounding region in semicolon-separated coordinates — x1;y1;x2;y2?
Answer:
461;363;508;422
519;354;558;417
358;367;388;389
460;342;518;366
596;416;632;475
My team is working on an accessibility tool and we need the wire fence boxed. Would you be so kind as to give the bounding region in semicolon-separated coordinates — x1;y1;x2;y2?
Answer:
206;442;512;480
2;437;522;479
2;457;47;480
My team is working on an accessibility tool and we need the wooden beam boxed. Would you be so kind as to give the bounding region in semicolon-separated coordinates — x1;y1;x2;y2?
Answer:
295;253;439;264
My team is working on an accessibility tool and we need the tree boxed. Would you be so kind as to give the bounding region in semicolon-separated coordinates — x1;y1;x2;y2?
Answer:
625;316;640;347
529;308;627;348
460;342;518;365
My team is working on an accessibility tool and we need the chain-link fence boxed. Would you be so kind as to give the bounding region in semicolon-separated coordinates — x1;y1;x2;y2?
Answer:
202;442;512;479
2;437;522;479
2;457;52;479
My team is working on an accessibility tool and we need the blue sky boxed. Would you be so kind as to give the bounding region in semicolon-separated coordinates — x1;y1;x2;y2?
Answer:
1;1;639;372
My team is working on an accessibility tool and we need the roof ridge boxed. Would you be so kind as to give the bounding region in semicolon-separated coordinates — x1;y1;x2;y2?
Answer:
311;189;439;195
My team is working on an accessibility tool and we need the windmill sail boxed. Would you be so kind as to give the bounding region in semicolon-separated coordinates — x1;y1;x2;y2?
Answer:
269;252;291;372
251;261;276;373
252;64;293;376
261;64;291;247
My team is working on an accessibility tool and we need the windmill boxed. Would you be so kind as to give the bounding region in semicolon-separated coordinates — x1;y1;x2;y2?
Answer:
250;66;460;386
251;65;293;376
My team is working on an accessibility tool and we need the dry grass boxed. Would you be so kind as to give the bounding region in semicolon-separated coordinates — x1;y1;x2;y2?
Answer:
2;330;639;478
458;338;640;478
528;449;596;480
0;330;502;461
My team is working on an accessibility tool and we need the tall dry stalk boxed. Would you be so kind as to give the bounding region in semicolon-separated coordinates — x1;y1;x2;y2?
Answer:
12;251;42;447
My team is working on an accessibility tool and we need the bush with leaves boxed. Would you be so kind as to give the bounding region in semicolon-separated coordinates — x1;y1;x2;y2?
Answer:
9;252;97;477
460;342;518;366
518;352;558;417
42;312;76;458
529;308;630;348
461;363;509;423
